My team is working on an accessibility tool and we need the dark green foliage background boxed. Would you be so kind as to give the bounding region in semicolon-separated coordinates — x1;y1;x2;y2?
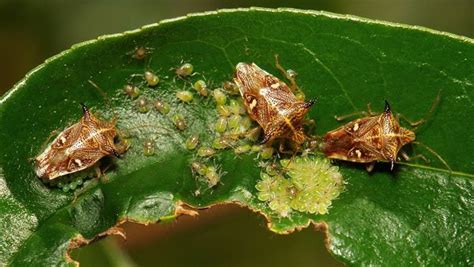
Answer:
0;8;472;266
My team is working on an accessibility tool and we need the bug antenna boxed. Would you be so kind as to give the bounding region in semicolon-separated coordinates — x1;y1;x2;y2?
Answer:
280;152;297;174
390;159;395;171
414;89;442;132
88;80;112;110
80;103;91;120
305;98;316;108
412;141;451;171
384;100;391;113
80;103;88;113
260;133;271;144
112;149;121;158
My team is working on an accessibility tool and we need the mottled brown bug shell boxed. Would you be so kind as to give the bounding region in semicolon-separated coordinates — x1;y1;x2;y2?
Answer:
323;101;415;170
234;63;314;144
35;104;120;180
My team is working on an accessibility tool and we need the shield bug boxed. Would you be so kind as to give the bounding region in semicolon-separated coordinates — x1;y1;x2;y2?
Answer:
35;104;122;181
234;62;314;146
322;100;447;172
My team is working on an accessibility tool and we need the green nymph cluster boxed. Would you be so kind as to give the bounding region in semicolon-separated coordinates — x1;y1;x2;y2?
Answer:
256;156;345;217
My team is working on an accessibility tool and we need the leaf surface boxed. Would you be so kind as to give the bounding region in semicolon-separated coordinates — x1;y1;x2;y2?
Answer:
0;8;472;266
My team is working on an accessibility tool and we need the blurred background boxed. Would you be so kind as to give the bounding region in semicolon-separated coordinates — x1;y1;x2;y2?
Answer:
1;1;472;266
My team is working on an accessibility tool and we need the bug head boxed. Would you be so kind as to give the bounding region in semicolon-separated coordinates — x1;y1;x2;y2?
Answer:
290;98;316;123
260;131;272;144
80;103;91;120
112;148;121;158
384;100;391;114
303;98;316;110
400;127;416;145
389;158;395;171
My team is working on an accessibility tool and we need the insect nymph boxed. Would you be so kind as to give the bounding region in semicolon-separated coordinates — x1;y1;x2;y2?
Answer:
35;104;121;180
234;62;314;145
323;101;415;172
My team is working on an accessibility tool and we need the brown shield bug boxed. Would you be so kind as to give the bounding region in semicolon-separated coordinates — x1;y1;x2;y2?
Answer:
323;97;449;172
34;103;122;180
233;60;314;146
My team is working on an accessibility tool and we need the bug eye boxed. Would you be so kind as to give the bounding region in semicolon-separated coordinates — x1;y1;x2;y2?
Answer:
245;94;254;103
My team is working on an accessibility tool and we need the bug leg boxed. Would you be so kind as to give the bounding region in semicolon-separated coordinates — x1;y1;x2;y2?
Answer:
365;162;375;172
334;111;369;121
303;119;316;134
277;138;301;155
38;129;61;151
72;178;100;204
278;139;287;154
366;103;378;116
97;164;113;184
397;113;426;128
115;135;131;155
279;149;299;174
304;135;323;153
274;54;301;95
87;80;113;110
412;141;451;171
335;102;377;121
399;91;441;130
400;150;429;163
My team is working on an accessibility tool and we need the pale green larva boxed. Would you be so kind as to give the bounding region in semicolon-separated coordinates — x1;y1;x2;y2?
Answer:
144;71;159;86
193;80;209;96
173;114;187;131
228;115;241;129
239;117;252;132
185;134;200;150
154;100;170;114
251;145;261;153
229;99;246;115
124;84;140;99
176;63;194;77
191;161;207;176
260;146;274;160
214;117;227;133
213;89;227;105
216;105;231;117
197;147;216;157
143;139;155;156
176;90;193;103
204;166;220;187
137;97;150;113
211;137;232;150
234;144;251;154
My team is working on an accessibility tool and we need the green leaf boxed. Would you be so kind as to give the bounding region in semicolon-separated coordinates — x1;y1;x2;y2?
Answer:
0;8;472;266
